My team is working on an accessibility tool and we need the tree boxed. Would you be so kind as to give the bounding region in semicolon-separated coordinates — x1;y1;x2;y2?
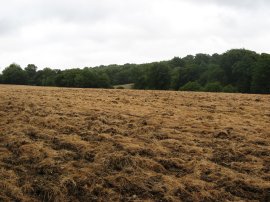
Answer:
231;52;258;93
134;68;148;89
0;49;268;94
2;63;27;84
210;53;221;64
220;49;258;87
223;85;237;93
173;66;202;89
169;57;185;68
147;63;171;90
24;64;37;85
204;82;223;92
74;68;96;88
96;73;111;88
251;53;270;94
55;69;81;87
170;67;181;90
35;68;58;86
199;64;225;85
182;55;195;66
194;54;211;66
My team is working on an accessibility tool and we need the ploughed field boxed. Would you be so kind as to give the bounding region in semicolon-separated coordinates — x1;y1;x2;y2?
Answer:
0;85;269;202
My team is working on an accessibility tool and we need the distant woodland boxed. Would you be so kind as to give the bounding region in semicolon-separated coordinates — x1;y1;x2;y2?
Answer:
0;49;269;94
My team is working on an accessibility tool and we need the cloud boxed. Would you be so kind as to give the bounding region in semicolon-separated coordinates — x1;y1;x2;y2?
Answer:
0;0;269;70
188;0;269;8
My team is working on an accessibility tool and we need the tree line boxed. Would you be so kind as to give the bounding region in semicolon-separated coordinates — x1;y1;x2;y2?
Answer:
0;49;269;94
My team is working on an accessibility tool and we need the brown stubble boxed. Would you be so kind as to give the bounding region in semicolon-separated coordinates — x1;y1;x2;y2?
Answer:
0;84;269;201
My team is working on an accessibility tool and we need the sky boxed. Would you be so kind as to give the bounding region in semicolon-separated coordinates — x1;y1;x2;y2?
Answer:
0;0;270;71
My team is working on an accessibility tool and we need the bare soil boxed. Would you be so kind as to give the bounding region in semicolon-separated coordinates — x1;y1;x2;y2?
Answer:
0;85;269;201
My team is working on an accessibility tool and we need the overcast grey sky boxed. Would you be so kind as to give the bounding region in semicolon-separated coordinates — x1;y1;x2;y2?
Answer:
0;0;269;70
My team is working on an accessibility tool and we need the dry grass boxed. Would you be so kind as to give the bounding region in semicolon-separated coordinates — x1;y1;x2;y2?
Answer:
0;84;269;202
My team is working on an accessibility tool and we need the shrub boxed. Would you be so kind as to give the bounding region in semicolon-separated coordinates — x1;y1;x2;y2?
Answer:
222;85;237;93
179;81;202;92
204;82;222;92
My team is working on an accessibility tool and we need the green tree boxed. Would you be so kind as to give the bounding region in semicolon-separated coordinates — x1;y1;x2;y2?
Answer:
0;49;268;94
231;52;258;93
199;64;225;85
204;82;222;92
182;55;195;66
96;73;111;88
74;68;96;88
220;49;258;89
133;65;150;89
173;65;204;89
169;57;185;68
222;85;237;93
170;67;181;90
147;63;171;90
194;54;211;66
251;53;270;94
2;63;27;84
35;68;58;86
55;69;81;87
24;64;37;85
